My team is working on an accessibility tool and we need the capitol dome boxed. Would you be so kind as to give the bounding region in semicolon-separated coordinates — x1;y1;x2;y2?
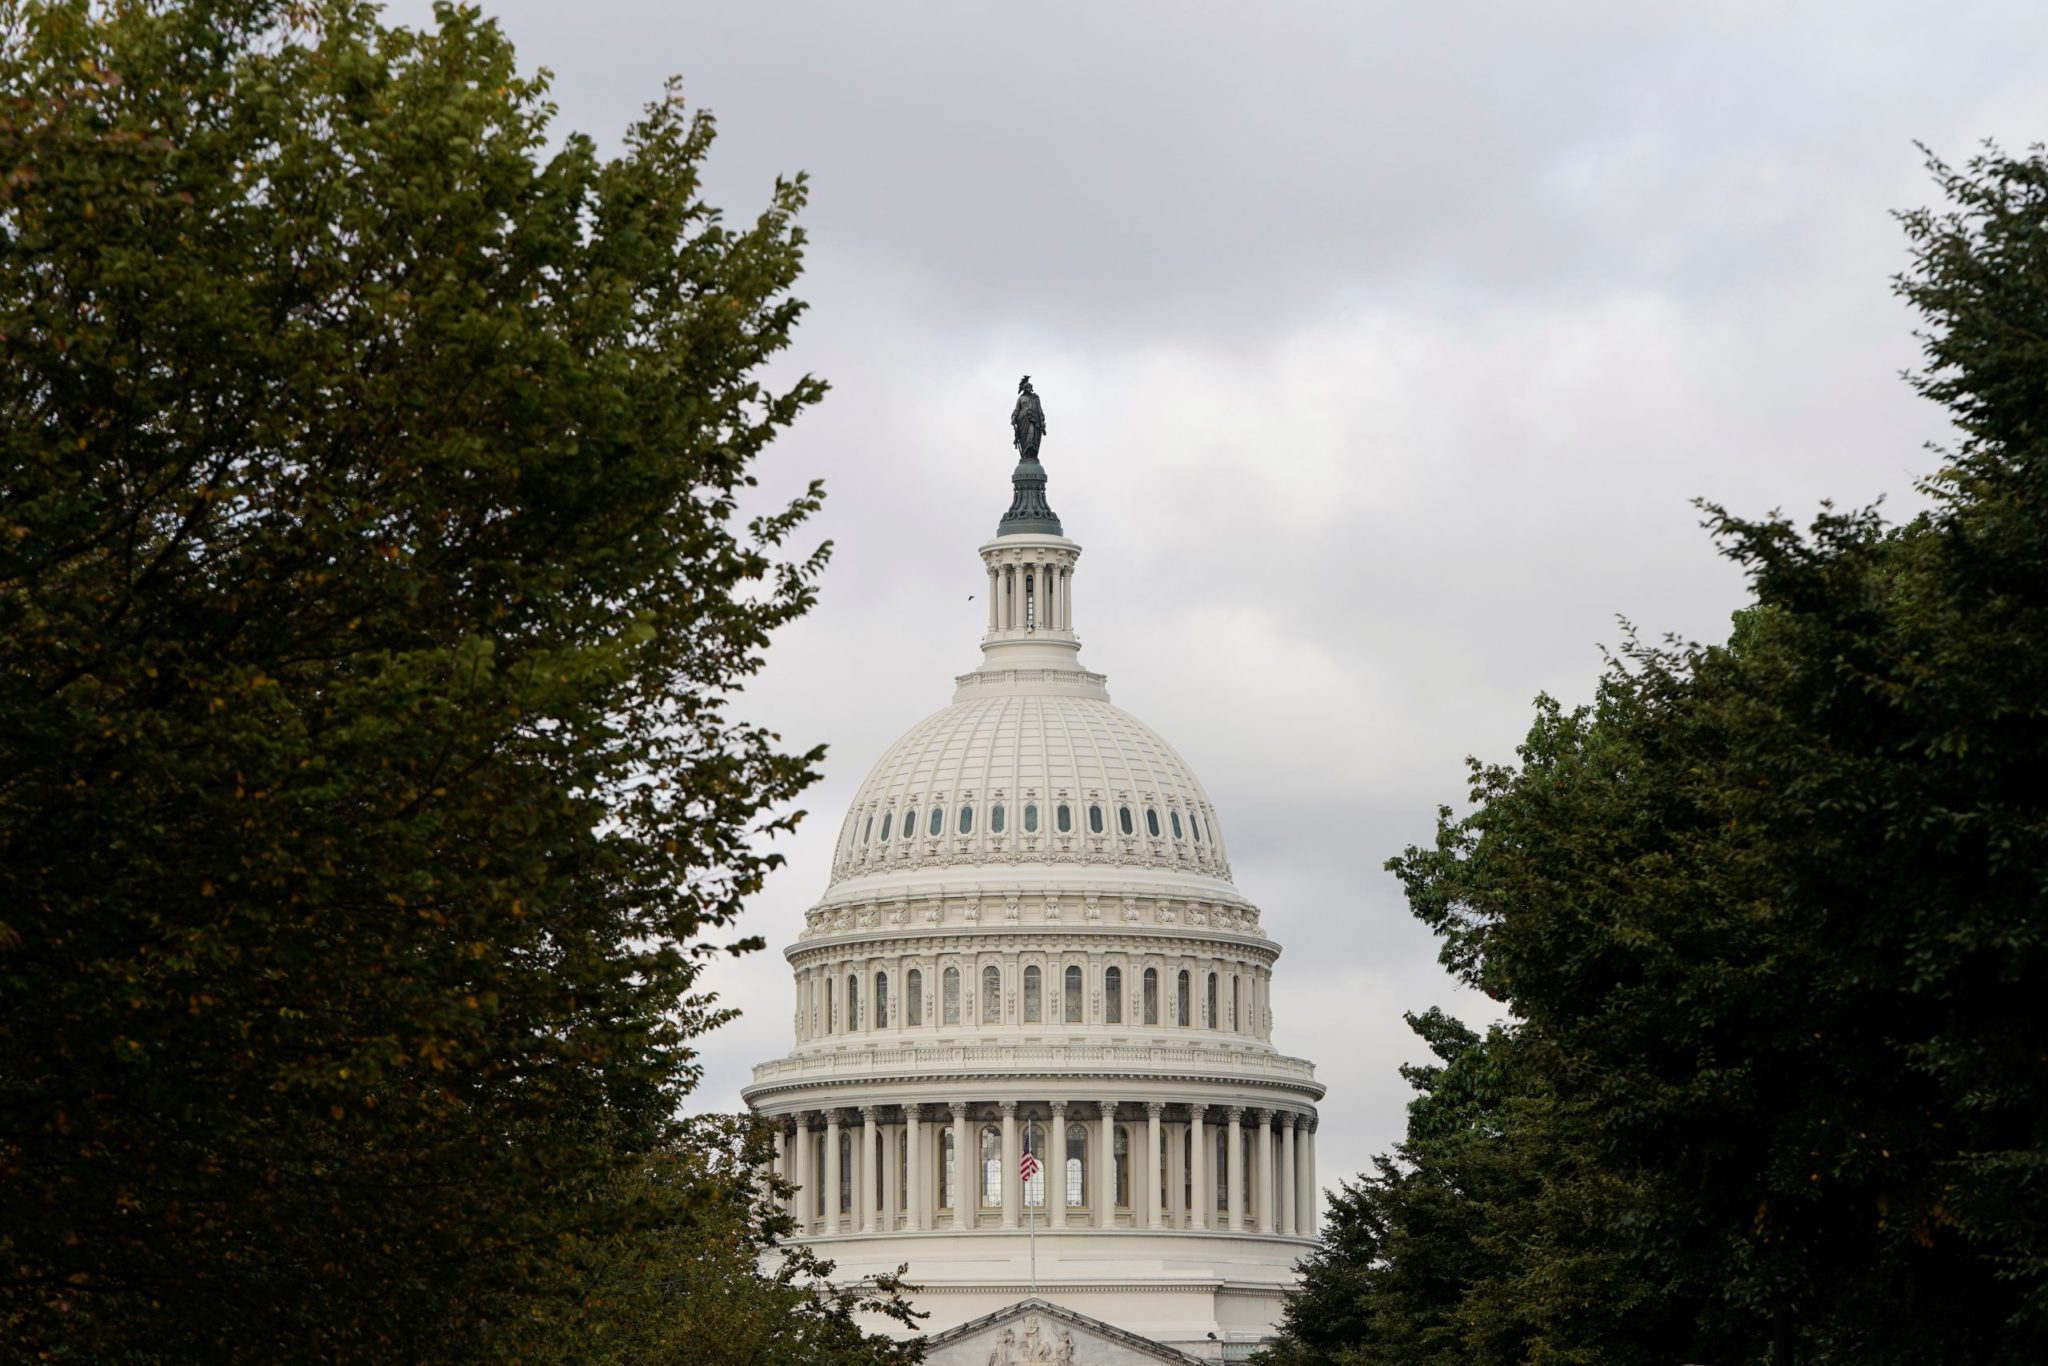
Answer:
746;430;1322;1362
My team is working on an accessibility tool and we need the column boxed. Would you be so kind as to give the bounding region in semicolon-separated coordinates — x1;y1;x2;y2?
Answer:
1226;1106;1244;1232
882;1118;901;1232
1256;1109;1276;1234
793;1112;814;1232
860;1106;880;1233
1188;1103;1207;1231
1145;1102;1165;1229
950;1102;971;1230
1048;1100;1069;1229
987;566;998;631
1096;1101;1117;1228
1303;1116;1318;1238
905;1104;924;1232
999;1100;1020;1230
1278;1112;1298;1237
823;1110;843;1234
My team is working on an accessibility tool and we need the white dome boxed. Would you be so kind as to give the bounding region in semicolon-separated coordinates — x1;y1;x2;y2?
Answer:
829;688;1232;887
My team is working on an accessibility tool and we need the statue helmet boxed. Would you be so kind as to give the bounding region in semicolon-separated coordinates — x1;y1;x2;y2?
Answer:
1018;374;1031;392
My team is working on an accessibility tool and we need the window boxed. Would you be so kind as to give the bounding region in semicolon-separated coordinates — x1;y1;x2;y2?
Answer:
903;809;917;840
1215;1126;1229;1211
943;966;960;1024
880;812;892;842
991;803;1005;834
959;804;974;835
981;1126;1002;1207
1191;813;1201;843
1202;816;1212;844
1057;804;1071;833
839;1130;853;1212
876;1129;886;1210
899;1130;908;1209
1118;805;1134;836
1105;966;1123;1023
1114;1125;1131;1207
1023;965;1042;1023
1088;804;1104;834
1177;970;1191;1027
1231;976;1239;1031
982;966;1001;1023
1023;802;1037;833
876;971;889;1029
863;815;874;844
1142;968;1159;1025
1207;973;1219;1030
1024;1121;1046;1207
1066;1122;1087;1207
940;1129;957;1209
1170;811;1183;840
847;974;860;1031
929;808;944;837
1146;807;1161;837
1064;965;1082;1023
907;969;923;1026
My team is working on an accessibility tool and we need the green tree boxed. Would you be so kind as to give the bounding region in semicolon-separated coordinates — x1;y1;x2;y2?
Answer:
0;2;911;1359
1265;145;2048;1365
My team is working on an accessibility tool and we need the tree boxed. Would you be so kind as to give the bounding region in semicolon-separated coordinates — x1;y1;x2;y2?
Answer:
1265;145;2048;1365
0;2;908;1359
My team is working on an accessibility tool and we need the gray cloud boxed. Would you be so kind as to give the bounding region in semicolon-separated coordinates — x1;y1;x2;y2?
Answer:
385;0;2045;1194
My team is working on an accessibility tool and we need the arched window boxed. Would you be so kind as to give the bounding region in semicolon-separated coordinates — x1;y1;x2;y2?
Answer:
982;965;1001;1024
1023;1121;1046;1207
1177;970;1191;1027
929;808;944;837
943;966;960;1024
1065;1122;1087;1207
880;812;892;842
875;971;889;1029
1088;804;1104;834
991;803;1005;834
847;974;860;1030
863;814;874;844
980;1126;1002;1207
907;968;923;1026
1142;967;1159;1025
1146;807;1161;837
1118;805;1134;836
1057;804;1072;833
1105;966;1124;1023
1114;1125;1131;1207
1170;810;1183;840
1064;965;1083;1022
1207;972;1219;1030
1023;965;1042;1023
1023;802;1038;833
957;805;972;835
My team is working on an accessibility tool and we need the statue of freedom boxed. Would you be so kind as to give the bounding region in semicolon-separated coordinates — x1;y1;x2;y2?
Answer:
1011;375;1047;462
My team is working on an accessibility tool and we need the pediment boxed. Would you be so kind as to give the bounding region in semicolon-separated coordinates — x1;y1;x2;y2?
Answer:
921;1296;1204;1365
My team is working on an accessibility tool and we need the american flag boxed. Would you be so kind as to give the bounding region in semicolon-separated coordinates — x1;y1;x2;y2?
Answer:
1019;1149;1041;1181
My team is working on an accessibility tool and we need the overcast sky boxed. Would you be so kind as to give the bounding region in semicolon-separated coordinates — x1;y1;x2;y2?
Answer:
387;1;2046;1192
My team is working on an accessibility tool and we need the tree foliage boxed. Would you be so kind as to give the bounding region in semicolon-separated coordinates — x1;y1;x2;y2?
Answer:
1263;145;2048;1366
0;1;912;1359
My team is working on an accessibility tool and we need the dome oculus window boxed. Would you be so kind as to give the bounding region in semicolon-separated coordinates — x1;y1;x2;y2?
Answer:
1022;802;1037;833
863;815;873;844
991;803;1005;834
1170;811;1183;840
1056;804;1071;833
1088;804;1104;835
879;813;892;842
1145;808;1161;838
902;810;916;840
958;804;973;835
929;808;944;837
1118;805;1134;836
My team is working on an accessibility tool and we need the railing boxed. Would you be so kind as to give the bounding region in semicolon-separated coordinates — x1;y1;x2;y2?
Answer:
747;1040;1319;1087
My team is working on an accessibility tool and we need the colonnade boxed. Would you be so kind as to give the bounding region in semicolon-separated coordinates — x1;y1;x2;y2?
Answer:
986;558;1072;634
770;1097;1318;1242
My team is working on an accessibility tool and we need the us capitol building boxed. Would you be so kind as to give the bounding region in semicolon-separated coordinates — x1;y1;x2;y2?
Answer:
744;381;1325;1363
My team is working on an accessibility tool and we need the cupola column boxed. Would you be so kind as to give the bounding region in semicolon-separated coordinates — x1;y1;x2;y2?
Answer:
1048;1100;1069;1229
950;1101;971;1231
1226;1106;1244;1232
1256;1108;1276;1235
823;1109;843;1234
860;1106;880;1233
793;1111;812;1231
1145;1102;1165;1229
999;1101;1021;1229
1096;1101;1117;1228
1188;1104;1208;1231
904;1104;924;1232
1278;1111;1298;1237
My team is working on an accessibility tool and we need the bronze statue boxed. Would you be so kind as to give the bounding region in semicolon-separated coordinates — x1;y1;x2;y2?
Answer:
1011;374;1046;462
